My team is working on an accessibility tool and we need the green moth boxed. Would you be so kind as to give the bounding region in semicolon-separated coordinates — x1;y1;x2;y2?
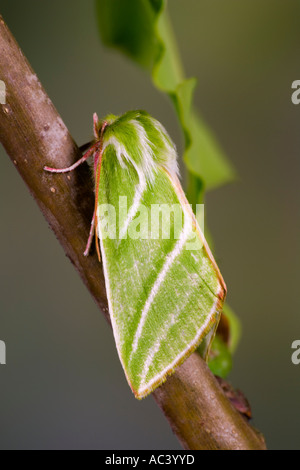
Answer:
44;110;226;399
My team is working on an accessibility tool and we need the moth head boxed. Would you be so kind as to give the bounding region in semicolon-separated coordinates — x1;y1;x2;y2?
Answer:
93;113;117;140
100;110;179;183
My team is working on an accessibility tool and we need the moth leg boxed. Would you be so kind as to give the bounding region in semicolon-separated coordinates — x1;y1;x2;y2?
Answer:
84;210;96;257
44;140;100;173
79;142;93;154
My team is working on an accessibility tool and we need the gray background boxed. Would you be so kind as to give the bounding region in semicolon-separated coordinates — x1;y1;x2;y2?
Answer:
0;0;299;450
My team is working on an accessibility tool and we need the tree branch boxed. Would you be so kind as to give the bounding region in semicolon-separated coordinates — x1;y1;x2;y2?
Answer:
0;16;266;450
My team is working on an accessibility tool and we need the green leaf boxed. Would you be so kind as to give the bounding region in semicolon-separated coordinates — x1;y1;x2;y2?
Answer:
95;0;236;204
95;0;162;69
222;303;241;354
208;335;233;379
205;303;241;378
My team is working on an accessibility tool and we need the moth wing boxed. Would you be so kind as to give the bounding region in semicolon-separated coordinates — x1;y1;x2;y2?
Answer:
97;146;226;398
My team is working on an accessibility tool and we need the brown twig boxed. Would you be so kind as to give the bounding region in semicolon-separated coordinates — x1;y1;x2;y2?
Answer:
0;16;266;450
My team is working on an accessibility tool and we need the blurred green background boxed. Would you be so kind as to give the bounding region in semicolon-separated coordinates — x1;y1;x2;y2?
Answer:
0;0;299;450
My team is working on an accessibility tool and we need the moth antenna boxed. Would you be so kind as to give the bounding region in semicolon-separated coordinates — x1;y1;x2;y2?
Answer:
93;112;100;139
